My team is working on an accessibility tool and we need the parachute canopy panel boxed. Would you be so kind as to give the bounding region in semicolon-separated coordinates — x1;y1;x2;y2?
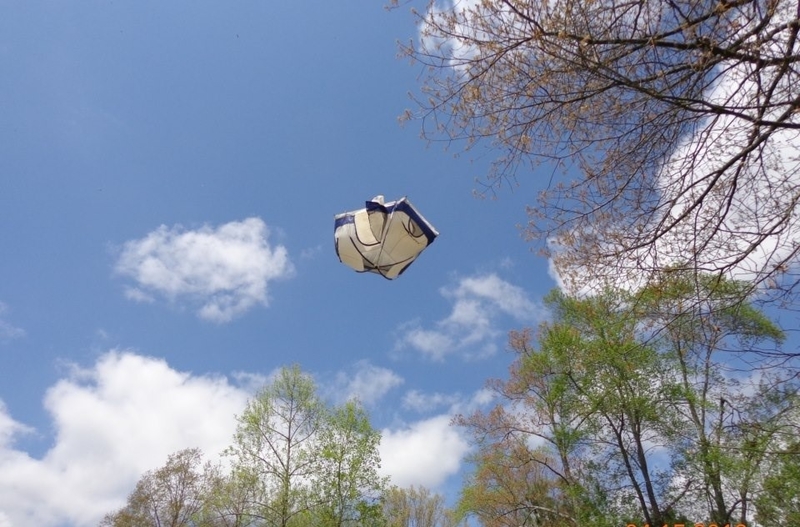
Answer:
334;196;439;279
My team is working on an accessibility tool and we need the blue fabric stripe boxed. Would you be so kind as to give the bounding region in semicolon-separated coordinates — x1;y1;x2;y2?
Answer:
364;197;439;244
333;213;355;231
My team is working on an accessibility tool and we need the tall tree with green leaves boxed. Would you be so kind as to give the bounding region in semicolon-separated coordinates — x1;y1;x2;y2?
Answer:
313;400;387;527
635;272;789;525
202;465;262;527
225;365;324;527
754;440;800;526
102;366;394;527
456;278;793;526
223;365;389;527
457;288;681;527
102;365;391;527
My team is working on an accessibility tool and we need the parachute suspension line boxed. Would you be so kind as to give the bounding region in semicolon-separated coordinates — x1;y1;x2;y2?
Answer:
375;199;401;278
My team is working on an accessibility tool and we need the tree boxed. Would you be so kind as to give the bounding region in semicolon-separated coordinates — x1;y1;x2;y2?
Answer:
754;440;800;525
225;365;324;527
382;485;458;527
402;0;800;300
457;289;680;527
634;272;790;525
314;400;388;527
100;448;217;527
224;365;388;527
202;466;262;527
456;440;580;527
102;366;389;527
455;279;792;526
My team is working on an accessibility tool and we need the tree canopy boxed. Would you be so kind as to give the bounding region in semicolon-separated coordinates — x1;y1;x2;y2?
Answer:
101;366;391;527
454;278;797;526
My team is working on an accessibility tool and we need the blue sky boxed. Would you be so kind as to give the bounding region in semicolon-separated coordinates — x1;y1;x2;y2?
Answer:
0;2;558;525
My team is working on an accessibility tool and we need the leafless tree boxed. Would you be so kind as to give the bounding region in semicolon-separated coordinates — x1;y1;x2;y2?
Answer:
100;448;217;527
403;0;800;300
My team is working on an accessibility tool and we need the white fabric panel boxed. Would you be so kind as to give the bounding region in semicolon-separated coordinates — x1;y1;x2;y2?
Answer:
335;221;366;272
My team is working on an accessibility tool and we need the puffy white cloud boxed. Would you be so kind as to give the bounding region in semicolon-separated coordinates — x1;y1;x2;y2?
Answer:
329;361;404;405
0;402;32;450
455;388;496;414
401;390;461;414
379;414;470;489
400;327;455;359
0;351;249;527
115;218;293;322
403;387;496;418
450;274;540;318
397;274;543;361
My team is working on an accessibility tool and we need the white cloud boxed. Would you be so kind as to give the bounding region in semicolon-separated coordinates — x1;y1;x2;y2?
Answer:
0;351;250;527
0;402;33;449
450;274;540;318
397;273;543;361
400;327;455;359
329;361;404;405
115;218;293;322
0;302;24;341
231;371;272;393
379;414;470;489
403;387;496;417
456;387;496;414
402;390;461;413
122;287;155;303
299;244;323;260
419;0;513;70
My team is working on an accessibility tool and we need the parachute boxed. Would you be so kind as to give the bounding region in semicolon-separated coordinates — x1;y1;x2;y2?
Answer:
334;195;439;279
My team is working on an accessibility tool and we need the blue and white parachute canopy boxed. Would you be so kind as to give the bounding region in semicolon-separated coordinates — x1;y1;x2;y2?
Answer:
334;195;439;279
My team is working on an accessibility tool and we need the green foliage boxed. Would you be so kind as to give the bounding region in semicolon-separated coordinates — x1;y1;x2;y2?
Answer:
315;400;388;526
755;442;800;526
103;365;389;527
456;276;796;527
224;365;324;526
383;485;457;527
